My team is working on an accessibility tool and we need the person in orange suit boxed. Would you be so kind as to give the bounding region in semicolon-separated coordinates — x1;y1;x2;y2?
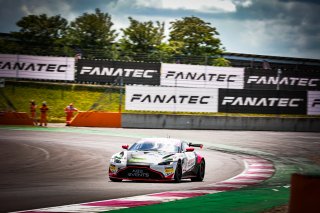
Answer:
64;103;78;126
39;101;49;126
29;100;37;126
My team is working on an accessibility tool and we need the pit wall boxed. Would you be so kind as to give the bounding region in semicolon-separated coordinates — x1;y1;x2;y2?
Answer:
121;113;320;132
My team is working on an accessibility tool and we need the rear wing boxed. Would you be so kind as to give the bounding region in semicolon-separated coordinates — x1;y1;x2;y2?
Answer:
189;143;203;149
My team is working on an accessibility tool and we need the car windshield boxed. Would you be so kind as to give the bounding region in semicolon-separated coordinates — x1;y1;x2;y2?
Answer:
129;141;179;153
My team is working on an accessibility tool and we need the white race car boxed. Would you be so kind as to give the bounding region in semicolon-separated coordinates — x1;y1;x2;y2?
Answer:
109;138;205;182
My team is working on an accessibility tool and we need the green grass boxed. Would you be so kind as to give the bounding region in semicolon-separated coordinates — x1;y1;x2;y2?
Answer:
0;81;122;122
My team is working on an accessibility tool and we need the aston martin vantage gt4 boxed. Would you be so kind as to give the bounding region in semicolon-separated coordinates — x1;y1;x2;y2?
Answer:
109;138;205;182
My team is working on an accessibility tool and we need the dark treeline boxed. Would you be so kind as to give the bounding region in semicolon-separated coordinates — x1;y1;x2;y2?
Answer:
0;9;230;66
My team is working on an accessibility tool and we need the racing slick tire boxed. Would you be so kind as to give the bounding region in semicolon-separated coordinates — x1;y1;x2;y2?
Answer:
191;160;205;182
110;177;123;182
174;162;182;183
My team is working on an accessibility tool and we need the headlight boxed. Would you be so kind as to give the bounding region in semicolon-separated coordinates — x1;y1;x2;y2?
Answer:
110;158;122;163
158;161;173;165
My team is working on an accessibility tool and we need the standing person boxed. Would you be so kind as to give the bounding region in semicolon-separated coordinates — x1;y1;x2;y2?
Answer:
64;103;78;126
29;100;37;126
39;101;49;127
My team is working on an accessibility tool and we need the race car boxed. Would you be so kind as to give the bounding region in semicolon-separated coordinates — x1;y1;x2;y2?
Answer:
108;138;205;182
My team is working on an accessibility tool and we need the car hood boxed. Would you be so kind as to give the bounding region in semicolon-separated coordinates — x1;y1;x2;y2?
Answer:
126;151;175;165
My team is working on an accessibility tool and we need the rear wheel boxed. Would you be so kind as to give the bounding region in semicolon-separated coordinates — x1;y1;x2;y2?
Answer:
110;177;122;182
191;160;205;182
174;162;182;183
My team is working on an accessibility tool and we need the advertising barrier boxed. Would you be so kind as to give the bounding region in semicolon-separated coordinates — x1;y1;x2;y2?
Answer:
0;54;75;81
245;68;320;91
307;91;320;115
161;63;244;89
125;85;218;112
70;111;121;128
76;59;160;85
218;89;307;114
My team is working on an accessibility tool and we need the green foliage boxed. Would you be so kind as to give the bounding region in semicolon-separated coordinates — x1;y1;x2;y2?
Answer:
212;57;231;67
8;14;71;56
169;16;223;57
3;11;227;64
67;8;117;56
12;14;68;45
0;38;22;54
119;17;165;59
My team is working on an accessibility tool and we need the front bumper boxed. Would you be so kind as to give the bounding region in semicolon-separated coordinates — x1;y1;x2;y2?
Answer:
109;164;175;181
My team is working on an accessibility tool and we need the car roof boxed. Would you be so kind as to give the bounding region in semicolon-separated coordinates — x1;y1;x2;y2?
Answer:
138;138;183;145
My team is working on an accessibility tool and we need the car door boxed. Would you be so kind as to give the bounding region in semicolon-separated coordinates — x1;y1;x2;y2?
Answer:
181;142;196;172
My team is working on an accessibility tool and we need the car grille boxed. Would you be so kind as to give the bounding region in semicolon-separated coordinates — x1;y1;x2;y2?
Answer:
117;166;164;179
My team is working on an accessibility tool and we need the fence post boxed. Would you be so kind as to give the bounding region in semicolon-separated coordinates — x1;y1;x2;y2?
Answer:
118;77;123;112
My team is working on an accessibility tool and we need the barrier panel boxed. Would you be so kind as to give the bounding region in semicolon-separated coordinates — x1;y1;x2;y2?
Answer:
0;54;75;81
289;173;320;213
76;59;161;85
0;112;34;125
70;111;121;128
244;68;320;91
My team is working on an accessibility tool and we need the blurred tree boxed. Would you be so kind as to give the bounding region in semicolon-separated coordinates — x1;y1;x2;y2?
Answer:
169;16;224;59
212;57;231;66
11;14;68;55
119;17;165;60
66;8;117;58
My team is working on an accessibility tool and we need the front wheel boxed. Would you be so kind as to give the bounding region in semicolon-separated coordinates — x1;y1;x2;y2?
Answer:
174;162;182;183
191;160;205;182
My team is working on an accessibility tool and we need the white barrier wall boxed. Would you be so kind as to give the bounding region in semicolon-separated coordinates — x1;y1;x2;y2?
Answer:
0;54;75;81
161;63;244;89
125;85;218;112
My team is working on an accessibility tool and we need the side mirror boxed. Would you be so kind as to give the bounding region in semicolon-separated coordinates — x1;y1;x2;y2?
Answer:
122;145;129;150
186;147;194;152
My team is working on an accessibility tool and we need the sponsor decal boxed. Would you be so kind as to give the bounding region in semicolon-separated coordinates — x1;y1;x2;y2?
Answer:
80;66;157;78
247;76;319;87
76;59;160;85
130;94;211;104
164;71;238;82
218;89;307;114
126;85;219;113
221;97;303;107
0;61;67;72
165;167;174;174
127;169;150;178
244;68;320;90
313;99;320;107
0;54;75;80
161;63;244;89
307;91;320;115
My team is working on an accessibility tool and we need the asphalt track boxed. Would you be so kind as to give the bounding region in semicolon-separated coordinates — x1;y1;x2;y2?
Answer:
0;125;245;213
0;125;319;213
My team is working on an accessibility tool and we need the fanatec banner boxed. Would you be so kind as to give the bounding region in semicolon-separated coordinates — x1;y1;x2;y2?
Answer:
161;63;244;89
245;68;320;91
125;85;219;112
0;54;75;81
307;91;320;115
218;89;307;114
76;59;160;85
